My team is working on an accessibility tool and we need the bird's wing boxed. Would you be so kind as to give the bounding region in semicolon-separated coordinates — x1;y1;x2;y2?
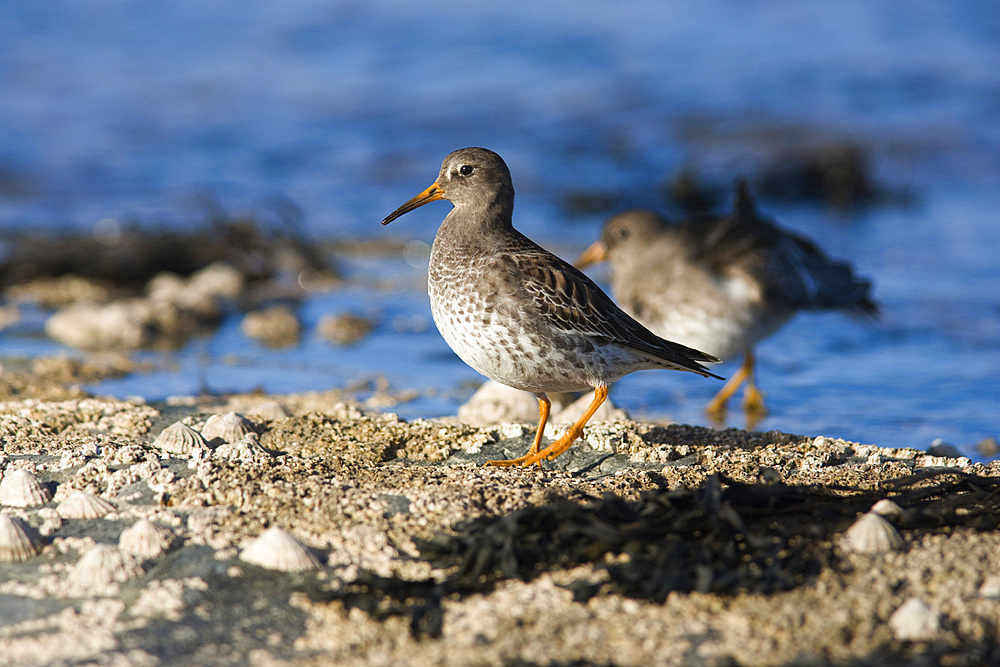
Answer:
684;182;878;317
497;234;721;377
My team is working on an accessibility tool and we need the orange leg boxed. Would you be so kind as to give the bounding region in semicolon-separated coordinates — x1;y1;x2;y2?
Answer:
487;394;551;467
740;350;767;423
705;350;767;424
488;386;608;468
705;354;750;421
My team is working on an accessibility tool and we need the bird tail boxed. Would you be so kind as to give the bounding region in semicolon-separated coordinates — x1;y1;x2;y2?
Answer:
653;340;725;380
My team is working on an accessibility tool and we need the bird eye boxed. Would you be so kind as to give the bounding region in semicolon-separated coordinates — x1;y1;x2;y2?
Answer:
615;226;629;240
459;165;474;176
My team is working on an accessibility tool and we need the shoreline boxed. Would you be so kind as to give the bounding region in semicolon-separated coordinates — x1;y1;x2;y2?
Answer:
0;358;997;665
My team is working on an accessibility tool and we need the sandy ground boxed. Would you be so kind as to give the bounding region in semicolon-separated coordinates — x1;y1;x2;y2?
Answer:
0;357;997;666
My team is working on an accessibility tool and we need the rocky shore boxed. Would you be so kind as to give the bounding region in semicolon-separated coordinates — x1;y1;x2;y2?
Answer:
0;358;997;666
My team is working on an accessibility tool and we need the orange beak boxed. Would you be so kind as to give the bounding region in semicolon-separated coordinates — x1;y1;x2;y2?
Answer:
382;182;446;225
575;240;609;268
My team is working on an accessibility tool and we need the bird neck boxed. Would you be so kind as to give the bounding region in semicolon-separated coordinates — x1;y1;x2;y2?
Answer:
437;194;515;246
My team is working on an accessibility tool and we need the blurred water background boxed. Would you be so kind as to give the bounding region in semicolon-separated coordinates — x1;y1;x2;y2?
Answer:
1;1;997;457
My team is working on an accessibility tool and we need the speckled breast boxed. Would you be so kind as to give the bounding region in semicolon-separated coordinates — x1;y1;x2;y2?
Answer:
427;250;600;394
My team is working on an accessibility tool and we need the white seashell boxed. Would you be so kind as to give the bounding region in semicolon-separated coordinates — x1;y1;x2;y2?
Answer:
119;519;177;560
0;469;53;507
889;598;940;641
214;435;272;465
979;575;1000;599
841;512;904;555
0;512;44;561
240;527;320;572
69;544;143;586
869;498;903;518
201;412;260;445
56;491;116;519
152;421;209;455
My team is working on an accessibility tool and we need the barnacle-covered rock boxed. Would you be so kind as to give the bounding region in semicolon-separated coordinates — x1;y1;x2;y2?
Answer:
240;527;320;572
0;469;53;507
214;435;272;465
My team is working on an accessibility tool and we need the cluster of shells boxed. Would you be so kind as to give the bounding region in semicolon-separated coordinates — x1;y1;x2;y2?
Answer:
0;468;52;561
0;463;181;573
0;408;318;594
152;411;269;460
151;411;319;571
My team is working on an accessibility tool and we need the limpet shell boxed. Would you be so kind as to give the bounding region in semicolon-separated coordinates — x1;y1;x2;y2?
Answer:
214;435;272;465
119;519;178;560
69;544;143;586
869;498;903;518
153;421;208;455
0;469;53;507
56;491;115;519
201;412;260;445
0;511;44;561
889;598;940;641
841;511;904;555
240;527;320;572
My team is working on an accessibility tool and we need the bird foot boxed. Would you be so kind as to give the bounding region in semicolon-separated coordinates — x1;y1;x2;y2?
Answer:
486;429;581;468
741;385;767;429
486;453;543;468
705;399;728;424
742;385;767;418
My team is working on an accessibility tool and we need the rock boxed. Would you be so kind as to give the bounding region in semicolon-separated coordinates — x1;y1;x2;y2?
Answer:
927;438;962;458
457;380;575;428
551;391;628;425
318;312;375;346
45;300;156;350
975;437;999;457
241;304;301;348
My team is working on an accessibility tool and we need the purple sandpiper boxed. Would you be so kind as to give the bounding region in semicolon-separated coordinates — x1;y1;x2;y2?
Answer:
383;147;721;467
578;181;877;422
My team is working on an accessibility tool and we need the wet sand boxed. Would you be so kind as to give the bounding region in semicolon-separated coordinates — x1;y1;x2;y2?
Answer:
0;357;997;665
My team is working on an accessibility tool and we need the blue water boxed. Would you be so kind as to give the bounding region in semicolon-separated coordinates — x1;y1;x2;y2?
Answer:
1;1;998;456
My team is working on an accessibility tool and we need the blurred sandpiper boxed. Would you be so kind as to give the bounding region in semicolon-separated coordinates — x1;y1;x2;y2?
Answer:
577;181;877;423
